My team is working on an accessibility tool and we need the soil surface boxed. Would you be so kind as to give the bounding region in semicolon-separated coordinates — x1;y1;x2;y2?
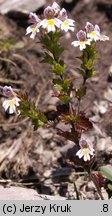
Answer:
0;0;112;200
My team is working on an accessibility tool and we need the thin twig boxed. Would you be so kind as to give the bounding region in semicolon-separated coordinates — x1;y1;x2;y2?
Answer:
13;53;36;74
77;98;81;114
73;181;80;200
0;57;17;66
0;77;23;85
0;117;28;127
35;81;50;107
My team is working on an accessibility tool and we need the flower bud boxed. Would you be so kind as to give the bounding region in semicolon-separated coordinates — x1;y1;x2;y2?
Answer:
79;140;88;148
77;30;86;41
44;6;55;19
85;22;94;33
58;8;67;21
52;2;60;15
29;12;40;24
3;86;15;98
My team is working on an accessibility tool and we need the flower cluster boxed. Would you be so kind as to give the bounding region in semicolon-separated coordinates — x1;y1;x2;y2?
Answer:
72;22;109;50
2;86;20;114
26;2;75;39
76;139;94;161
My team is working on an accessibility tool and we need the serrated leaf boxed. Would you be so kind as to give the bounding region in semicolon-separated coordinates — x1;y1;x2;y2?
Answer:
32;118;44;130
76;113;93;130
41;31;64;64
86;59;93;70
43;52;54;64
53;63;65;75
86;69;94;78
38;112;48;123
53;79;63;91
59;94;71;104
53;78;72;92
76;86;86;98
63;78;72;92
19;93;47;129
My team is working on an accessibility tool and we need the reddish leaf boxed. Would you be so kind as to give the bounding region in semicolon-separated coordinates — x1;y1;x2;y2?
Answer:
57;130;77;142
57;104;69;115
94;172;106;188
76;112;93;130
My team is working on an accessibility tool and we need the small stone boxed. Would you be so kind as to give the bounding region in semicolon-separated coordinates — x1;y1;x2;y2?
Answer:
38;128;53;140
50;141;56;148
90;115;100;122
41;150;53;166
97;137;112;152
101;188;109;200
86;181;96;191
93;100;108;115
104;88;112;103
44;170;52;178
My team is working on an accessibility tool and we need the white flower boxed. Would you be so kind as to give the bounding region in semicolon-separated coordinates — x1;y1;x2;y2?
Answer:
76;140;94;162
59;8;75;32
85;22;109;42
26;25;40;39
40;5;62;33
2;97;20;114
52;2;60;16
26;12;41;39
72;30;91;50
40;18;61;32
61;19;75;32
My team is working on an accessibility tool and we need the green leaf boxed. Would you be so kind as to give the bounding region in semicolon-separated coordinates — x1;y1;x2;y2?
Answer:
53;78;63;91
86;69;94;78
32;118;44;130
59;94;71;104
53;63;65;75
53;78;72;92
19;94;47;129
80;43;99;81
41;31;64;63
13;41;25;49
43;52;54;64
38;112;47;123
86;59;93;70
107;183;112;191
63;78;72;92
76;86;86;98
100;165;112;182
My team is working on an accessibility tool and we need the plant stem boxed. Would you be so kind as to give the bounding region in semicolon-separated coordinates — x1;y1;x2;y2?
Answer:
77;98;81;115
74;181;80;200
88;169;104;200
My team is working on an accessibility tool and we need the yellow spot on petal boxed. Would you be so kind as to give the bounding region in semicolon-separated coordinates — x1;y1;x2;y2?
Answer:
63;21;69;26
90;31;97;36
83;149;90;155
47;19;55;26
8;100;15;106
32;26;38;32
80;41;86;45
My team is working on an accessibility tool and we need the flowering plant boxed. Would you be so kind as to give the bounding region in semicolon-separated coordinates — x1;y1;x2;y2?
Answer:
1;2;110;199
